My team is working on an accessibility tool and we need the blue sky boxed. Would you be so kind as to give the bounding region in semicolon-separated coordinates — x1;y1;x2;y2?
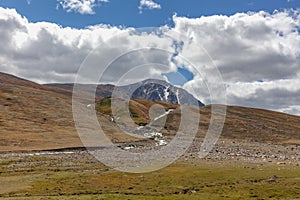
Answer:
0;0;299;28
163;68;194;86
0;0;300;115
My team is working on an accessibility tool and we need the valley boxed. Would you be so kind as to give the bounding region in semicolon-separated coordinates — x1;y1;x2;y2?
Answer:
0;72;300;199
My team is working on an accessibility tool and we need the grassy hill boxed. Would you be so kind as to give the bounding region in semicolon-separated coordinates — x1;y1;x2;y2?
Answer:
1;72;300;152
96;97;300;144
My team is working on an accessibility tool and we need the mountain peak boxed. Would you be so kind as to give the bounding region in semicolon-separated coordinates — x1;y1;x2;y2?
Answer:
120;79;204;106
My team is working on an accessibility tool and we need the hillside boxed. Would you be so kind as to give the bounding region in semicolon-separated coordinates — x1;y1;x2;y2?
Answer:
0;72;300;152
96;97;300;144
0;83;81;151
0;72;72;96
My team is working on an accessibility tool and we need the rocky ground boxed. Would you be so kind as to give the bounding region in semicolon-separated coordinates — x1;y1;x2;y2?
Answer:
1;138;299;171
1;138;299;199
188;139;300;164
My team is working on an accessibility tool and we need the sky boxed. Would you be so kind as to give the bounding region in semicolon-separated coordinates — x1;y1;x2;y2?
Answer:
0;0;300;115
0;0;299;28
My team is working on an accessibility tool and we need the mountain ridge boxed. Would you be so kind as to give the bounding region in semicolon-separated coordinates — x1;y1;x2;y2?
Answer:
0;72;72;96
46;79;205;107
1;71;300;152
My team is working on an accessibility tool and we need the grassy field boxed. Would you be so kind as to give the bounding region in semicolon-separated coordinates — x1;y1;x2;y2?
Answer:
0;152;299;200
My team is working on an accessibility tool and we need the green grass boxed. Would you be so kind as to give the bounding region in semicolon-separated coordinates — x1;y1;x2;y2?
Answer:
1;154;299;199
95;97;179;126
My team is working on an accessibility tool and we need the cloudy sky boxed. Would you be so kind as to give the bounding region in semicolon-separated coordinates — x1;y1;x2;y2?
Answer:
0;0;300;115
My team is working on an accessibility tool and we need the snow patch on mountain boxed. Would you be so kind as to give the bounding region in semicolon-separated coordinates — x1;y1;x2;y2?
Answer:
164;86;170;102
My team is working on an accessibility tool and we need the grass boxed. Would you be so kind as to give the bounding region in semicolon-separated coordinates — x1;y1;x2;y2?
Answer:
0;153;299;199
96;97;179;126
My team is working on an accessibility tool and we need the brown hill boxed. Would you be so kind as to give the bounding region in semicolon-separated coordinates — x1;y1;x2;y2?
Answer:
0;72;72;96
0;72;300;152
96;98;300;144
0;84;79;151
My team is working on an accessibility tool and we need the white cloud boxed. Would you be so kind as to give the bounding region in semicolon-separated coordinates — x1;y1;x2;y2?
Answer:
139;0;161;13
278;105;300;116
57;0;109;15
56;0;161;14
0;7;300;116
0;7;173;85
170;10;300;115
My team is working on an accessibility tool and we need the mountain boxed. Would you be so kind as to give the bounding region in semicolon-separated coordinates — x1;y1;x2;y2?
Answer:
120;79;204;106
0;72;140;151
47;79;204;106
1;72;300;152
48;83;120;100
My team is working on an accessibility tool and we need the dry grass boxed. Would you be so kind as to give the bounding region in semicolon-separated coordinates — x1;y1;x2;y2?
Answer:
1;82;300;151
0;84;82;151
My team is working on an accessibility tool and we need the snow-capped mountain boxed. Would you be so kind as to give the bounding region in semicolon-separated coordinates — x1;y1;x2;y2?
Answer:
120;79;204;106
47;79;204;106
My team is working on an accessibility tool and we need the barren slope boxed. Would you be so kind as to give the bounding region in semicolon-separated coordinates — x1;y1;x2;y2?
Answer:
1;73;300;152
0;72;72;96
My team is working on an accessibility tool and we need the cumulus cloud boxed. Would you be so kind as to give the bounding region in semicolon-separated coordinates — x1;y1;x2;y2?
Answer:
226;79;300;115
172;11;300;82
0;7;174;85
138;0;161;13
170;10;300;115
57;0;109;15
0;7;129;83
0;7;300;116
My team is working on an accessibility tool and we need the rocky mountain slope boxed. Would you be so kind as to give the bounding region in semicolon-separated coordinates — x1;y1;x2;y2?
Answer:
120;79;204;106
